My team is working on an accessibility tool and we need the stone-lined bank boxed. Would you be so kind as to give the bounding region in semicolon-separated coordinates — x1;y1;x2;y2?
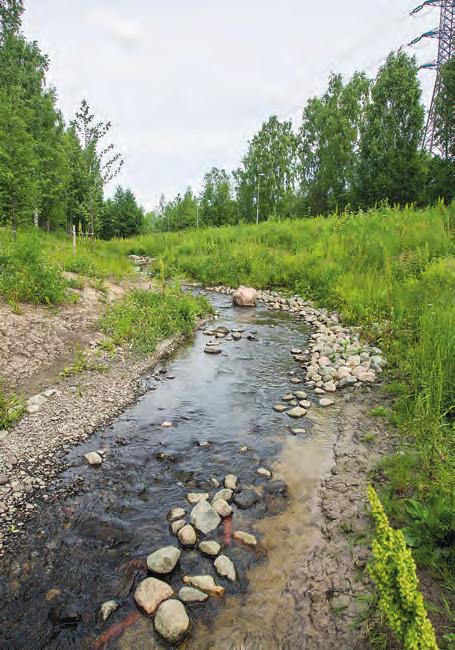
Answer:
209;285;386;398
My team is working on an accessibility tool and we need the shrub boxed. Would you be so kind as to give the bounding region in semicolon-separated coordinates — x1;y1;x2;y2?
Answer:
368;486;438;650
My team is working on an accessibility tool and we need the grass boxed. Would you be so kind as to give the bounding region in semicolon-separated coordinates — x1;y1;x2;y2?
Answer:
0;384;25;430
100;286;212;353
370;406;392;418
0;228;135;306
0;230;68;305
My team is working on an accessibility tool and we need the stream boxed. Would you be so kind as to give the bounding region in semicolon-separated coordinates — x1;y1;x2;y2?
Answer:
0;291;338;649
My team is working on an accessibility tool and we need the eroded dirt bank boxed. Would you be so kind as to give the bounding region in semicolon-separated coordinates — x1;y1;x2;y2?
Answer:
0;275;148;395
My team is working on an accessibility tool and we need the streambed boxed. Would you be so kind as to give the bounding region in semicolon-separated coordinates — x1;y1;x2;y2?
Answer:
0;291;339;649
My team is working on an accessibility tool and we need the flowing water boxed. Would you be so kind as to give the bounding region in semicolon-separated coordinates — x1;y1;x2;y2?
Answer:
0;292;338;649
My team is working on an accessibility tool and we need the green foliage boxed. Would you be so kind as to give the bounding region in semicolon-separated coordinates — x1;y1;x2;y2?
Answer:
43;231;134;280
60;348;89;378
0;1;24;42
356;52;426;207
0;87;39;229
0;383;24;429
100;186;144;239
402;495;455;552
370;406;392;418
70;99;123;236
0;230;67;304
153;188;199;232
235;115;297;222
100;288;211;353
150;52;452;231
298;72;369;214
434;58;455;163
368;486;439;650
200;167;237;227
0;11;71;232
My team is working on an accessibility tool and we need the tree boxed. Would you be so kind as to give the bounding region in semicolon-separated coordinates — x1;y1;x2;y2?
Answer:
0;0;24;43
158;189;198;231
235;115;297;222
0;7;71;231
355;52;426;208
200;167;237;226
298;72;369;215
0;89;38;232
71;99;123;237
434;57;455;163
99;186;144;239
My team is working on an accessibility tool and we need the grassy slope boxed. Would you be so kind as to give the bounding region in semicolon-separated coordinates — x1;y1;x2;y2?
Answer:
0;229;207;426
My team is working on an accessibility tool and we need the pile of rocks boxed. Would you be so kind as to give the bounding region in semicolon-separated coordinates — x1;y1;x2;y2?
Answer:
207;285;386;414
99;471;265;645
128;254;156;270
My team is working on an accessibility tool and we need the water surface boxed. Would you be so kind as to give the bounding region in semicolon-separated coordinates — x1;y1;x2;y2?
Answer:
0;292;336;649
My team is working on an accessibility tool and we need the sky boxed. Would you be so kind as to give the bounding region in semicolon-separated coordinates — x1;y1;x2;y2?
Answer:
23;0;437;211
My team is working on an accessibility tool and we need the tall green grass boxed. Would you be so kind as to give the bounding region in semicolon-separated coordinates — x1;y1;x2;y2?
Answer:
0;230;68;305
0;229;134;305
100;287;211;353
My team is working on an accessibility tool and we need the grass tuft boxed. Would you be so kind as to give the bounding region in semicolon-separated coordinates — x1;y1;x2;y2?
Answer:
100;287;211;353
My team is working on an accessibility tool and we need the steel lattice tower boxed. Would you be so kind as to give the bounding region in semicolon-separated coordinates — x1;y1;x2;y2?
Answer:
409;0;454;157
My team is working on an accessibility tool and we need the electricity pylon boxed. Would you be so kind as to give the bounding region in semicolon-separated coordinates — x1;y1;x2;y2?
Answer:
409;1;454;157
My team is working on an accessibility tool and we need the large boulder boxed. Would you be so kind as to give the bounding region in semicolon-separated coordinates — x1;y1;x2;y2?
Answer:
233;286;257;307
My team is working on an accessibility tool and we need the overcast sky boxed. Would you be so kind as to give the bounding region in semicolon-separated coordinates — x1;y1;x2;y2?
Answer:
23;1;436;210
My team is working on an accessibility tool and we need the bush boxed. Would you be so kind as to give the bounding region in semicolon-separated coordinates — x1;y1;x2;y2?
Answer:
0;231;67;304
368;486;438;650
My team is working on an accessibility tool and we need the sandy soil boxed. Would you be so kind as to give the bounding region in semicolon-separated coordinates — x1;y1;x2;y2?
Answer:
0;274;151;395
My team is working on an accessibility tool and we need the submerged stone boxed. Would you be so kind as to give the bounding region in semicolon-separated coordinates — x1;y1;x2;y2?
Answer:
146;546;181;575
154;599;190;644
190;500;221;534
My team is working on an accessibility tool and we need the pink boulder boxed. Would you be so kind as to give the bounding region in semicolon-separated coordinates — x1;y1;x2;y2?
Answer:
233;286;257;307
